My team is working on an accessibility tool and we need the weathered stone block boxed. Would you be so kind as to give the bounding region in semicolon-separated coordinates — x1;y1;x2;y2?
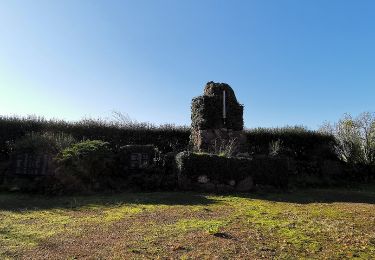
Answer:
118;145;156;170
191;128;247;154
8;153;55;176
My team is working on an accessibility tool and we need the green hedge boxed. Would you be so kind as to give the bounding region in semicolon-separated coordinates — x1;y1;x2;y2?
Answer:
0;116;336;163
245;127;336;159
0;116;190;160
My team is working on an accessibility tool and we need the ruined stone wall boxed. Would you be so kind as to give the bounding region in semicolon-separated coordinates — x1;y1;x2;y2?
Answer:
191;82;244;131
190;82;247;153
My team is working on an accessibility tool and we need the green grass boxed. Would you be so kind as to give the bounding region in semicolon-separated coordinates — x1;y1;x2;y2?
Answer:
174;219;227;234
0;187;375;259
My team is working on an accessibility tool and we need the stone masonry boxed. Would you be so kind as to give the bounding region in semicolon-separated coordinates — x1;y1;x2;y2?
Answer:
190;81;247;154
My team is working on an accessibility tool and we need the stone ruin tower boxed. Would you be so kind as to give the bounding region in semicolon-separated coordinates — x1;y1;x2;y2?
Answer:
190;81;247;154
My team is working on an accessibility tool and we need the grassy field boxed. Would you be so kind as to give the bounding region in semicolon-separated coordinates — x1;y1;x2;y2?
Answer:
1;187;375;260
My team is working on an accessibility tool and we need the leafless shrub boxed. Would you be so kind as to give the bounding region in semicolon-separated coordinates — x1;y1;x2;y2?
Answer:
319;112;375;165
269;139;282;157
210;138;238;158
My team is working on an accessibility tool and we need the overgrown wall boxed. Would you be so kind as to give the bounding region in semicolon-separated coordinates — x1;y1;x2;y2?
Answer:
176;152;290;190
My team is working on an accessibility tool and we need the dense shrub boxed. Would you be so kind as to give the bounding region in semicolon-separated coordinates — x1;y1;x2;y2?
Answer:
54;140;115;192
12;132;76;155
245;126;336;160
286;159;345;187
320;112;375;165
250;155;290;189
0;116;190;161
12;133;58;155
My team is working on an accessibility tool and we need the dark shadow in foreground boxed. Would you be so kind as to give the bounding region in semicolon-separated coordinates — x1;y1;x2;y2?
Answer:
233;184;375;204
0;184;374;211
0;191;219;211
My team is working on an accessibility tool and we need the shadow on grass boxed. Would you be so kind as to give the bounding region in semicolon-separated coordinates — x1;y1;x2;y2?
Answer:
0;192;219;211
234;184;375;204
1;185;374;211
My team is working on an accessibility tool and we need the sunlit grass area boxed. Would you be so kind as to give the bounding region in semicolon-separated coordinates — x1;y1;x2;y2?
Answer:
1;187;375;259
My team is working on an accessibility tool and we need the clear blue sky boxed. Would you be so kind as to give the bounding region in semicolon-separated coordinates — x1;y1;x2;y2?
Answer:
1;0;374;129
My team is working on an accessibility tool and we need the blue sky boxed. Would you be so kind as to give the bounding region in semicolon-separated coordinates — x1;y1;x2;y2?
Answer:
0;0;374;129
